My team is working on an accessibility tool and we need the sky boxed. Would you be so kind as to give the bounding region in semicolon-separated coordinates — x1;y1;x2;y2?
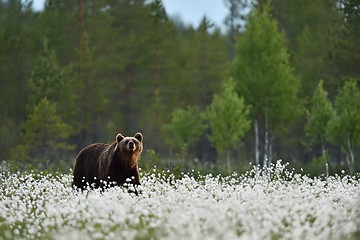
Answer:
31;0;228;31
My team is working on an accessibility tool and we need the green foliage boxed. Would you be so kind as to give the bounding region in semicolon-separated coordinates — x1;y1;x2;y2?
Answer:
295;23;338;98
206;78;251;154
231;2;302;131
166;105;206;172
166;106;205;149
141;149;164;172
138;0;179;152
10;98;74;169
175;15;229;113
76;30;108;144
0;0;42;161
11;36;75;170
326;79;360;174
326;80;360;151
0;0;359;174
336;0;360;81
231;2;302;167
305;80;335;146
186;16;229;108
258;0;341;99
311;152;329;171
0;116;18;161
27;38;65;109
26;37;76;126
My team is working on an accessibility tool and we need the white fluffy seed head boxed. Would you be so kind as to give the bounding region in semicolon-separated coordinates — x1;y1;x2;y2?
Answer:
0;161;359;239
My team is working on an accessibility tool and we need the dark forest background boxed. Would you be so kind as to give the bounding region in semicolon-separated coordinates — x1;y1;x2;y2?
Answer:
0;0;359;176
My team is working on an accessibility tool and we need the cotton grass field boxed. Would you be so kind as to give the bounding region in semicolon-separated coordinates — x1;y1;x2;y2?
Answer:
1;161;359;240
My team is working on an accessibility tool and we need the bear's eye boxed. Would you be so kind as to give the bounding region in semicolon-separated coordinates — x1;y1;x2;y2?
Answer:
125;140;129;144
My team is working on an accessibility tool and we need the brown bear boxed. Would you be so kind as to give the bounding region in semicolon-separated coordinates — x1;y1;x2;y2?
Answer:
72;132;143;192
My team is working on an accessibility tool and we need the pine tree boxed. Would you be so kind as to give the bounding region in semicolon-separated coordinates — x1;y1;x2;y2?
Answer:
166;106;206;170
336;0;360;81
187;16;228;108
26;37;75;129
39;0;78;66
292;0;340;99
95;0;149;139
0;0;41;160
27;38;66;110
10;98;74;169
75;30;107;145
224;0;254;58
140;0;177;153
206;78;251;173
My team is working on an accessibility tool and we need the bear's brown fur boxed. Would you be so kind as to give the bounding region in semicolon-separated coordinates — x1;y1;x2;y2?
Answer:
72;132;143;192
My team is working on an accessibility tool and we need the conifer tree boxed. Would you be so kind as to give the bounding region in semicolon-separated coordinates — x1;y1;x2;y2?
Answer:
187;16;228;108
224;0;254;58
10;98;74;169
141;0;176;152
10;38;75;169
27;38;66;110
166;106;206;170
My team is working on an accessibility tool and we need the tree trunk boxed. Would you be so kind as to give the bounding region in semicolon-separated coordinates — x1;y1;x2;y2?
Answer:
347;132;355;175
322;143;329;177
268;135;272;168
254;119;260;172
77;0;89;147
77;0;84;79
226;149;231;174
326;163;329;178
263;104;269;169
229;0;236;59
169;147;173;173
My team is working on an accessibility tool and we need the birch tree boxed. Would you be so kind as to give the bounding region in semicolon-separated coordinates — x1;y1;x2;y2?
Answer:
206;78;251;173
167;106;205;149
305;80;335;161
326;80;360;175
231;2;302;168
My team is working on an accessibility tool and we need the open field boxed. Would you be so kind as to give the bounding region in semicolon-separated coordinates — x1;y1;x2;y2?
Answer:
1;161;359;240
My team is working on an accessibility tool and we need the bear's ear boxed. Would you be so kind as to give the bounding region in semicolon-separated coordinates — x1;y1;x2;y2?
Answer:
116;133;125;143
134;132;143;142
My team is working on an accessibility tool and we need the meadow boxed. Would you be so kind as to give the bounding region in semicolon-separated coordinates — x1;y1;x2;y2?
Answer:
1;161;359;240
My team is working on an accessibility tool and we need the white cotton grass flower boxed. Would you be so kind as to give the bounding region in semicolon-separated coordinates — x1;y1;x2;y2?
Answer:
0;160;359;239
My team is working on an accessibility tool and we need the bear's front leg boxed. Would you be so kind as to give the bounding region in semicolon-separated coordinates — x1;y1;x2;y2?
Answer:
125;167;141;195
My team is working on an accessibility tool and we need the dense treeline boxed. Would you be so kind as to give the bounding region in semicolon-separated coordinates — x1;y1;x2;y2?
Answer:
0;0;359;175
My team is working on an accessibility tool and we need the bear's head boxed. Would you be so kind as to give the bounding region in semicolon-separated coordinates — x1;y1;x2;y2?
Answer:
116;132;143;154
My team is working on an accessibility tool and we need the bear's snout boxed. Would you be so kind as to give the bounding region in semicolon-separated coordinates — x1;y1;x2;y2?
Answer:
128;141;135;150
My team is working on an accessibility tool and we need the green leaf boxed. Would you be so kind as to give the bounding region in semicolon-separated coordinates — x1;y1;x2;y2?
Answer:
206;78;251;153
